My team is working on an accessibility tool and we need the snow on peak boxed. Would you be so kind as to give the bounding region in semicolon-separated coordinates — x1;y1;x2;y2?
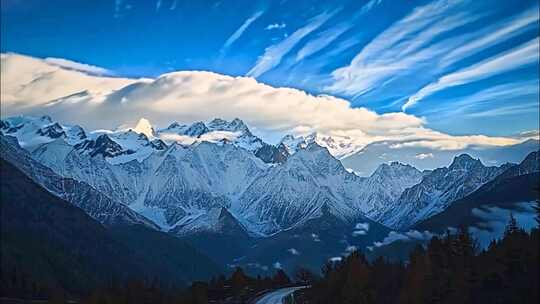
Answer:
133;118;155;138
280;132;360;159
184;122;209;137
208;118;250;133
449;154;482;170
373;161;418;176
157;118;263;153
0;115;86;147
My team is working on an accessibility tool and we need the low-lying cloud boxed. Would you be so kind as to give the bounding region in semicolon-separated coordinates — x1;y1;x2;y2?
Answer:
352;222;370;236
469;202;536;248
373;230;434;247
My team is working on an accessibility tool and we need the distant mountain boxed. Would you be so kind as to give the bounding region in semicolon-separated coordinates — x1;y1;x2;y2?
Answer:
414;151;539;234
280;132;361;159
341;139;539;176
0;158;222;295
157;117;288;164
381;154;512;230
355;162;425;221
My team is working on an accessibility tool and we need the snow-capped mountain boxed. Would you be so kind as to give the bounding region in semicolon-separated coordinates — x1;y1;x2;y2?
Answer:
2;114;520;242
157;118;263;151
157;117;289;164
0;115;166;165
0;134;158;228
279;133;360;159
413;151;539;243
135;141;267;231
0;115;87;148
382;154;513;230
132;118;155;138
1;115;380;237
235;143;368;235
341;139;539;176
355;162;425;222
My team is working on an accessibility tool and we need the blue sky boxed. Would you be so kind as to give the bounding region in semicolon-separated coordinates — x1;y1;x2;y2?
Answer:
1;0;538;137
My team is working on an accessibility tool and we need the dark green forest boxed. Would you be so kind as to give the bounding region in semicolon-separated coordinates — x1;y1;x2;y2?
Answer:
3;213;538;304
296;216;539;304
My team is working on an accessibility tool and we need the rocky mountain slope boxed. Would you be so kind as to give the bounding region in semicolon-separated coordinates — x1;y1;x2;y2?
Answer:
3;114;535;273
0;158;222;294
2;115;529;256
381;154;513;230
0;134;158;228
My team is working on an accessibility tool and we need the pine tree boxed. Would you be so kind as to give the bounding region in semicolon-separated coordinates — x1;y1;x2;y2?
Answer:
230;267;249;294
294;267;316;285
504;213;519;237
534;187;540;227
272;269;291;287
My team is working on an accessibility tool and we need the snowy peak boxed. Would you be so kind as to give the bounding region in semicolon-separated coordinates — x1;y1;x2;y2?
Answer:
150;139;168;150
382;154;510;230
36;122;66;139
207;118;249;133
355;161;424;221
449;154;482;171
0;115;86;147
496;151;539;179
279;134;310;154
157;117;267;155
184;122;210;137
254;142;289;164
372;161;421;179
279;132;359;159
284;142;346;177
516;151;539;173
66;125;87;140
161;118;250;138
75;134;131;158
132;118;155;138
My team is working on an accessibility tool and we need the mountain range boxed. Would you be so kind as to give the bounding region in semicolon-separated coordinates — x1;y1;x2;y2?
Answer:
1;114;538;274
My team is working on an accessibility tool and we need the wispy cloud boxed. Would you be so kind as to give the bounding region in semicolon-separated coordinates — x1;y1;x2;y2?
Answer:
439;5;539;68
515;130;540;141
114;0;124;18
415;153;434;159
295;23;351;62
44;57;112;75
295;0;382;63
418;80;539;118
220;10;265;55
326;0;479;97
247;9;340;78
156;0;162;11
265;23;286;30
403;38;539;111
465;102;539;118
287;248;300;255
